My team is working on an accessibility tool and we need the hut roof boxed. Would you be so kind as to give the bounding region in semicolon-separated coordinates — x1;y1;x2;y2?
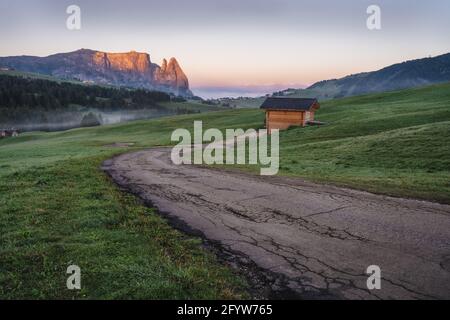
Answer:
260;97;319;111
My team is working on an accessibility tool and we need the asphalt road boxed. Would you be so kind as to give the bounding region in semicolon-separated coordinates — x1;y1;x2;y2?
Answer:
103;148;450;299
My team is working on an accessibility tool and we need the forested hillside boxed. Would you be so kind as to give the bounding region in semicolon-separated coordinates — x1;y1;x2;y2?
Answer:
0;74;202;130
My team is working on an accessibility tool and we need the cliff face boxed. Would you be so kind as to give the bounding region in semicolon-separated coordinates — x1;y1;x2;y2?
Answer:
154;57;189;91
93;51;152;74
0;49;192;96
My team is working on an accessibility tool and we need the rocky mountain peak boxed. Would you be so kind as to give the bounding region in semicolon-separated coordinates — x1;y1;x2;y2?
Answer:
160;58;168;72
0;49;192;97
154;57;190;96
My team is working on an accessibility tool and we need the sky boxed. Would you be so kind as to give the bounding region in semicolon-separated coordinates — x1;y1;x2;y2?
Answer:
0;0;449;97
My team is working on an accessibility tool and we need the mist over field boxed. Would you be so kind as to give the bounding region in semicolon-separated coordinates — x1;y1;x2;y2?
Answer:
0;72;197;132
1;108;174;132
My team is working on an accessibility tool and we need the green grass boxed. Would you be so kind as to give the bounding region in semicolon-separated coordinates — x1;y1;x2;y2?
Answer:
160;100;228;112
0;109;261;299
216;96;266;108
230;82;450;203
1;82;449;299
0;158;246;299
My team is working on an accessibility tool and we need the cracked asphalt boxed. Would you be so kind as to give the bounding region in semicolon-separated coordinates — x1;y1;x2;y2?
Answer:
102;148;450;299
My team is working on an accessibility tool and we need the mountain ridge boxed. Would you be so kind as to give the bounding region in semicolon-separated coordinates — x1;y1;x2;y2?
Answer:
0;49;192;97
275;52;450;100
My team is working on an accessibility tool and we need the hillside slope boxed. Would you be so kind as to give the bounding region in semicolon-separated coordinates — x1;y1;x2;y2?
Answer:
260;82;450;202
277;52;450;100
0;72;220;131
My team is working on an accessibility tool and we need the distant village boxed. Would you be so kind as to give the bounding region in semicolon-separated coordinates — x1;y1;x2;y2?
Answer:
0;128;19;138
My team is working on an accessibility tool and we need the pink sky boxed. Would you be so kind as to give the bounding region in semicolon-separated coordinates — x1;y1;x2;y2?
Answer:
0;0;449;90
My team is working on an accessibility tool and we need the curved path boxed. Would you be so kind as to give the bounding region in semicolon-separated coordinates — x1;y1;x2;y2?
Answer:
102;148;450;299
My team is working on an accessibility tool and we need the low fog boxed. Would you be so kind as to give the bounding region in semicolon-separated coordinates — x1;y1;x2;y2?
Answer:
2;109;174;132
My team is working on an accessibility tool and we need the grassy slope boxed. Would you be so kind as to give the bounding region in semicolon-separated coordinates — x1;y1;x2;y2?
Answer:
160;100;227;112
0;70;86;85
217;96;266;108
1;82;449;298
232;82;450;203
0;109;260;299
283;82;450;202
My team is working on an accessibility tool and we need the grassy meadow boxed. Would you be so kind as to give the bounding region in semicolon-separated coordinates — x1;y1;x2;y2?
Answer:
1;82;449;298
273;82;450;202
212;83;450;203
0;109;261;299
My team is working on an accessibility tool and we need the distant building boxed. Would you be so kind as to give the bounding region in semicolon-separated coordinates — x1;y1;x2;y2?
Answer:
260;97;320;133
0;129;19;138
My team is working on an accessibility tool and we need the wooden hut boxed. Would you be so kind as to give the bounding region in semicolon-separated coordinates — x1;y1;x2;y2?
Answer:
260;97;320;133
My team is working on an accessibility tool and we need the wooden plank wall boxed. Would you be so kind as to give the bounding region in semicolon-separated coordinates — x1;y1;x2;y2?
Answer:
266;110;307;133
